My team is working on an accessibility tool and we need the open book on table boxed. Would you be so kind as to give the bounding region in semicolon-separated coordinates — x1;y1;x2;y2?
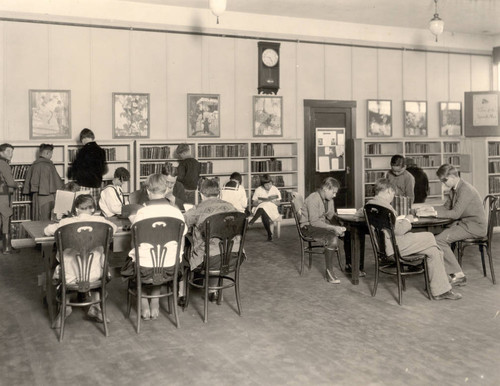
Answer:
53;189;90;218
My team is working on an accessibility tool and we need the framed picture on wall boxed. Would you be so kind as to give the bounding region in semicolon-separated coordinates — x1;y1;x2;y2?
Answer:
439;102;462;137
367;100;392;137
253;95;283;137
404;101;427;137
29;90;71;139
187;94;220;137
112;93;150;138
464;91;500;137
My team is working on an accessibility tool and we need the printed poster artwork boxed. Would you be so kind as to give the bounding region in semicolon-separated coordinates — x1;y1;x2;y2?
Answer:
253;96;283;137
439;102;462;137
29;90;71;139
113;93;150;138
473;94;499;127
404;101;427;137
367;100;392;137
187;94;220;137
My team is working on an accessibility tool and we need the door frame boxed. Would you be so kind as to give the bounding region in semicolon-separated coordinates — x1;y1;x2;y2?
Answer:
303;100;357;206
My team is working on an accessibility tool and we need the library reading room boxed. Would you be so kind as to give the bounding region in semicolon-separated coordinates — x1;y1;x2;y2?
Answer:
1;1;500;385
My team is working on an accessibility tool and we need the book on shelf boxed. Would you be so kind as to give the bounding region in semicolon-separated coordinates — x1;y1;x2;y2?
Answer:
140;162;177;177
199;161;213;174
488;143;500;156
11;165;30;179
198;144;248;158
140;146;171;160
251;143;274;157
443;142;459;153
12;203;31;221
11;222;29;239
251;159;282;172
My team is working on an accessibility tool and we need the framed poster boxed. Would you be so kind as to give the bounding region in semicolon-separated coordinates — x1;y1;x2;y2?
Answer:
404;101;427;137
29;90;71;139
253;95;283;137
316;128;345;172
439;102;462;137
112;93;150;138
464;91;500;137
367;100;392;137
187;94;220;137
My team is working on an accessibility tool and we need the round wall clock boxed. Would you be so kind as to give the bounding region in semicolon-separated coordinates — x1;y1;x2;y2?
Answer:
262;48;279;67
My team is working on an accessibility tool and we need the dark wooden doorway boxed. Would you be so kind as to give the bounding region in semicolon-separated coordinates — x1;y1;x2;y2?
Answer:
304;100;356;208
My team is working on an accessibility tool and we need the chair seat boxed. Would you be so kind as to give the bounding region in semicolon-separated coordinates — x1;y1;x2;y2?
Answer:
399;253;427;263
460;237;487;244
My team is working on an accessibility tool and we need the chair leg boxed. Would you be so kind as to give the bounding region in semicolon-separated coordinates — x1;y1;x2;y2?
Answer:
126;285;132;318
101;288;109;337
479;245;487;277
457;242;463;267
300;247;305;276
396;273;403;306
184;270;191;309
172;281;180;328
136;285;141;334
487;244;496;284
203;275;209;323
372;266;379;297
59;291;66;342
235;269;242;316
423;259;433;300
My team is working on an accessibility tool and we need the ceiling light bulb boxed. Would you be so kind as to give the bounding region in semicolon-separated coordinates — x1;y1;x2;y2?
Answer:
429;0;444;42
209;0;227;24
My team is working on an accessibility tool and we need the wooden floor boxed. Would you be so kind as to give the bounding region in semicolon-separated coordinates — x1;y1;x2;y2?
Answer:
1;225;500;386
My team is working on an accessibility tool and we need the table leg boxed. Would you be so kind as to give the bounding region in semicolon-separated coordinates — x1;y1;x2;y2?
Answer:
41;242;57;326
350;227;360;285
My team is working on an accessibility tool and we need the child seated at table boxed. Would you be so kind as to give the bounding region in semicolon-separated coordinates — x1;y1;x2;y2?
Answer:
99;167;130;217
120;174;187;320
44;195;118;326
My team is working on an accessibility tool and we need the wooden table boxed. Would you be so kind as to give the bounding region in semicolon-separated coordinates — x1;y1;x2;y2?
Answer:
22;217;131;325
336;214;454;285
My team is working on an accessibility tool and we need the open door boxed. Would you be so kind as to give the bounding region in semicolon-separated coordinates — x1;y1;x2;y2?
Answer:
304;100;356;208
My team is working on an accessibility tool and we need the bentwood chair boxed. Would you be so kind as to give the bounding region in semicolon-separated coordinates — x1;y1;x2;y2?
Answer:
290;193;342;275
364;204;432;305
54;221;113;341
127;217;185;333
184;212;247;323
457;195;498;284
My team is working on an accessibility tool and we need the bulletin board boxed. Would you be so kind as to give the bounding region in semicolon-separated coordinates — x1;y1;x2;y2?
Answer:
315;127;345;172
464;91;500;137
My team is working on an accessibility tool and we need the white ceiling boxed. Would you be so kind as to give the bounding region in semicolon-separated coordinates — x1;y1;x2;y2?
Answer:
122;0;500;36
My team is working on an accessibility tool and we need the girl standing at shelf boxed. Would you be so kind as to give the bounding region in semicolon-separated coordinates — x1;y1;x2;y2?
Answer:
175;143;200;205
249;174;281;241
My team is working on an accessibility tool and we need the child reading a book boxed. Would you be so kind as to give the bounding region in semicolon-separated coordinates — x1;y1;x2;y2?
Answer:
99;167;130;217
249;174;281;241
44;195;118;326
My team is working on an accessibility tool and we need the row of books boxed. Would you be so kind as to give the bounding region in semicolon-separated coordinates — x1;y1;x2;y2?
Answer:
364;171;387;183
251;175;285;188
12;204;31;221
405;142;440;154
251;143;275;157
365;143;400;155
405;155;440;167
199;161;214;174
251;160;282;172
140;146;172;160
198;144;248;158
11;187;30;202
489;176;500;193
11;165;30;179
140;163;166;177
443;142;460;153
488;143;500;157
69;148;117;162
443;155;461;166
488;161;500;173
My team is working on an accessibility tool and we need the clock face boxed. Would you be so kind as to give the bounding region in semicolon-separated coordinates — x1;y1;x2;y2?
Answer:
262;48;279;67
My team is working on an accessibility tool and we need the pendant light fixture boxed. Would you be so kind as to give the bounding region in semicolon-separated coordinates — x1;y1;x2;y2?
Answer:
429;0;444;42
209;0;227;24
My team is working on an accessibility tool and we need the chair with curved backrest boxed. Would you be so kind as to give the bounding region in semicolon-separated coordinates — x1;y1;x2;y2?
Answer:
184;211;247;323
364;203;432;305
457;195;497;284
290;193;341;275
55;221;113;341
127;217;185;333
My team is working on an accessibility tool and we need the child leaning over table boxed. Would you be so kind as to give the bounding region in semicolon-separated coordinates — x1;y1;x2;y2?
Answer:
44;195;117;326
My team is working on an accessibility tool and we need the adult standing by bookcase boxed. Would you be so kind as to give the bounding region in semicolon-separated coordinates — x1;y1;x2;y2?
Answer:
0;143;20;254
23;143;64;221
68;129;107;205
